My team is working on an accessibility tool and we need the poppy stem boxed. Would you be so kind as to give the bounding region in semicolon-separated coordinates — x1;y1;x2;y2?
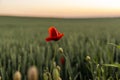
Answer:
53;42;58;61
50;42;58;74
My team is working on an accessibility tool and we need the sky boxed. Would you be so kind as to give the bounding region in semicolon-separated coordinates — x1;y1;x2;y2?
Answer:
0;0;120;18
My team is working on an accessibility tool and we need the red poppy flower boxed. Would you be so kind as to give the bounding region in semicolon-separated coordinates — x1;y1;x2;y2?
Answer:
60;56;65;65
46;26;64;42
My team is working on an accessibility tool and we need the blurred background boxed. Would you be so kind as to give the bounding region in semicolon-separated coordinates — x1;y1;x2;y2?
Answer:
0;0;120;18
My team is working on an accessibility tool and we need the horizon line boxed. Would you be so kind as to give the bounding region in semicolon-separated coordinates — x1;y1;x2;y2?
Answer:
1;14;120;19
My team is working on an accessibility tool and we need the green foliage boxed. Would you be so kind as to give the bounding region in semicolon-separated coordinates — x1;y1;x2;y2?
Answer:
0;16;120;80
103;64;120;68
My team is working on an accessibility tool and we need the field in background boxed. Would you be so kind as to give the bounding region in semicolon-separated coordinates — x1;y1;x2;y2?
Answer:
0;16;120;80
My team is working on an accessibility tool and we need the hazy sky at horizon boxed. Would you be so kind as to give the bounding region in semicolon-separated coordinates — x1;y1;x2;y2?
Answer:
0;0;120;18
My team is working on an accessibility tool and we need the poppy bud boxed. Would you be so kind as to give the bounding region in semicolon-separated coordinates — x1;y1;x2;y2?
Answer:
85;56;91;62
56;66;61;72
60;56;65;65
0;76;1;80
57;77;62;80
43;72;52;80
53;68;60;80
69;77;72;80
58;48;63;54
97;64;100;69
43;72;49;80
13;71;21;80
52;61;56;68
27;66;38;80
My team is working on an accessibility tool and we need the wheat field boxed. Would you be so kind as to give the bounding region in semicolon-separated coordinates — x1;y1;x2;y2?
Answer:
0;16;120;80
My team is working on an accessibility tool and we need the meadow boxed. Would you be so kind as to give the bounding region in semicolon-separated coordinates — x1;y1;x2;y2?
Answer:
0;16;120;80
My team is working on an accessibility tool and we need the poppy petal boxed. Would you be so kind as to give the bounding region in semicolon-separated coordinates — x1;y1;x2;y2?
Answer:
46;26;64;42
57;33;64;40
49;27;58;37
46;37;52;41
